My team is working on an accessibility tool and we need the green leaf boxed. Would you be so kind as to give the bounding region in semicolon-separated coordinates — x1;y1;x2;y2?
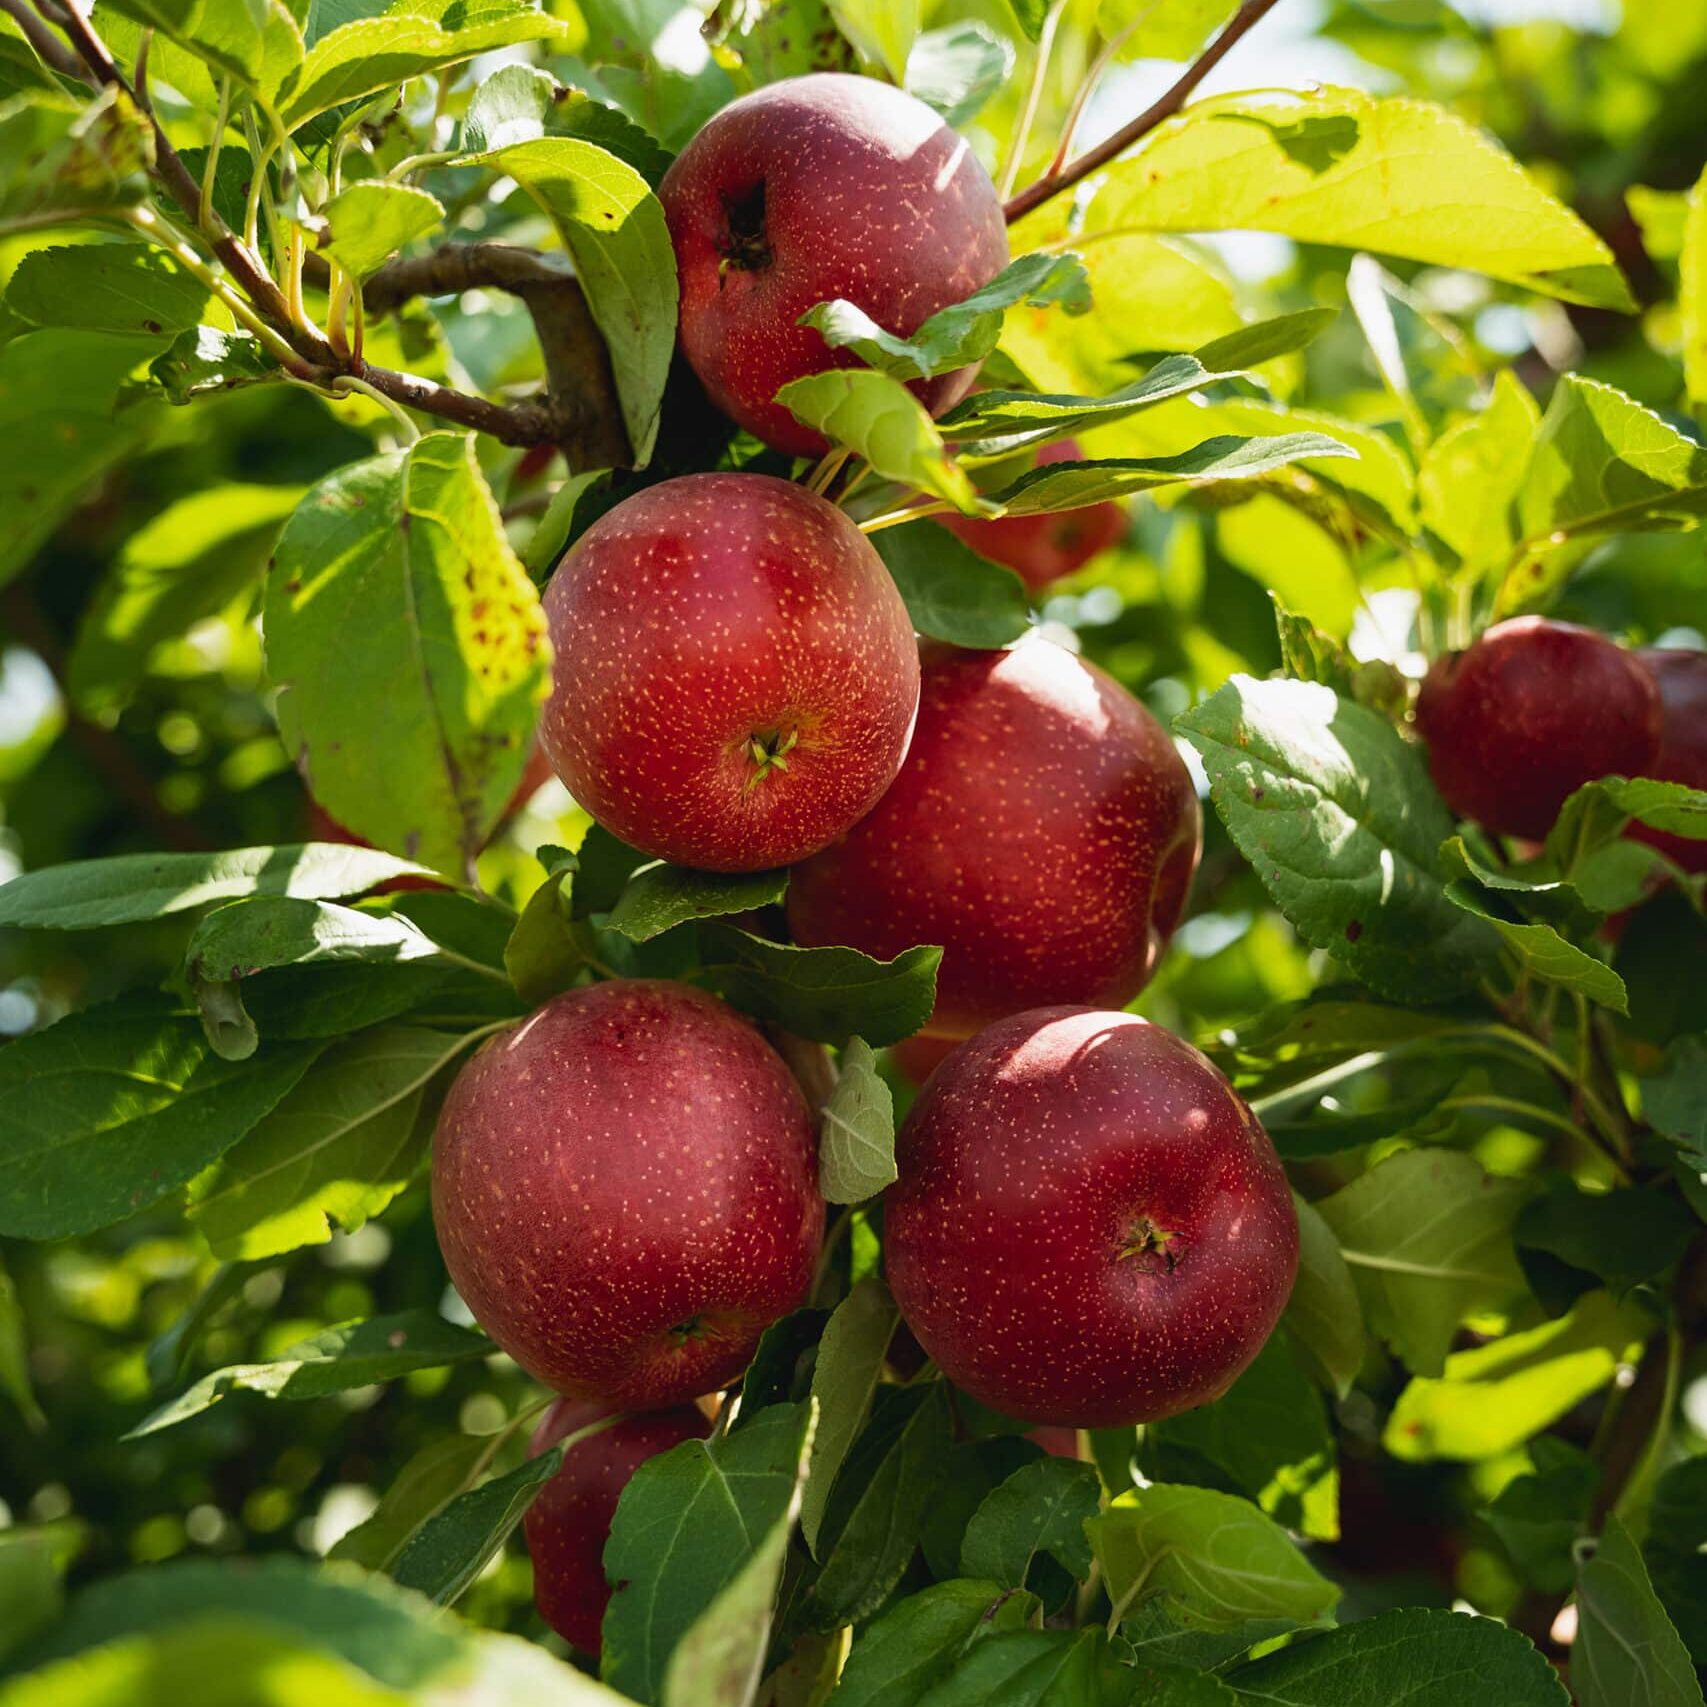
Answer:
801;252;1088;384
503;859;593;1005
472;137;675;465
186;896;460;985
869;520;1031;649
184;1023;469;1260
1647;1459;1707;1664
604;862;789;942
1175;675;1498;1002
1315;1147;1527;1377
829;1578;1037;1707
826;0;917;82
907;1628;1148;1706
6;241;206;336
148;324;277;402
1072;86;1632;310
904;22;1013;127
0;1523;81;1663
1551;778;1707;873
1574;1514;1705;1707
1227;1606;1568;1705
819;1037;897;1204
319;180;443;279
1418;371;1540;576
392;1444;563;1606
659;1399;816;1707
0;1254;43;1431
941;309;1335;459
265;433;550;877
1384;1290;1650;1461
1644;1034;1707;1179
67;482;304;716
1141;1335;1338;1541
990;433;1356;514
1090;1483;1339;1632
0;995;323;1240
695;925;941;1048
1683;164;1707;404
1272;594;1405;716
800;1384;956;1630
960;1456;1100;1589
1484;1439;1598;1595
275;0;574;127
1441;879;1629;1014
0;86;151;219
1283;1198;1363;1400
778;369;977;508
1501;376;1707;611
1515;1179;1699;1309
329;1430;491;1572
0;842;433;930
127;1308;491;1436
800;1276;897;1556
603;1402;813;1705
101;0;278;84
461;66;673;185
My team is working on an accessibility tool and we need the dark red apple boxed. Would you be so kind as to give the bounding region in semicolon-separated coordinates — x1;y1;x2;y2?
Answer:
431;979;824;1409
885;1006;1298;1427
1415;617;1661;840
539;473;920;873
525;1398;710;1654
940;439;1126;591
1632;647;1707;874
787;638;1201;1039
659;74;1009;456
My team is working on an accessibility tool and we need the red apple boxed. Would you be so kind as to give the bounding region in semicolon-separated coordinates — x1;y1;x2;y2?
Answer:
1415;617;1662;840
431;979;824;1409
787;638;1201;1039
885;1006;1298;1427
1632;647;1707;874
539;473;920;873
940;439;1126;591
659;74;1009;456
1028;1426;1083;1459
525;1398;710;1654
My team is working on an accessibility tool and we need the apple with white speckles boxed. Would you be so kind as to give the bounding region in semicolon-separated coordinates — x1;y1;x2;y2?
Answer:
885;1006;1298;1427
524;1397;710;1654
660;74;1010;456
431;979;824;1410
1631;646;1707;874
787;638;1201;1038
539;472;920;873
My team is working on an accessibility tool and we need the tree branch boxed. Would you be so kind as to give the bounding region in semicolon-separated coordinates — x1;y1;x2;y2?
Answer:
1002;0;1284;225
3;0;90;81
361;241;571;313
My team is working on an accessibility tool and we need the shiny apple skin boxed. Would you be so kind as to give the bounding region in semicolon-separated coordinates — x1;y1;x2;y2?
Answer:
1632;646;1707;874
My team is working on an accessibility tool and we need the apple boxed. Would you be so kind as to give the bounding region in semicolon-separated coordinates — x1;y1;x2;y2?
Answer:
884;1006;1298;1427
539;472;920;873
940;440;1126;591
1415;617;1662;840
431;979;824;1409
659;74;1009;456
525;1397;710;1655
1633;647;1707;874
891;1033;961;1086
787;638;1201;1039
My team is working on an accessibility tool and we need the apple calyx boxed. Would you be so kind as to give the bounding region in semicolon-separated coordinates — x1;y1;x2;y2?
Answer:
1118;1216;1182;1274
744;726;799;785
717;182;771;274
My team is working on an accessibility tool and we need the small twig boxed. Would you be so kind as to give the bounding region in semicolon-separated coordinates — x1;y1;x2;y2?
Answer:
997;0;1068;201
200;76;230;229
858;499;959;533
1048;10;1145;177
131;23;150;110
1003;0;1285;225
3;0;87;79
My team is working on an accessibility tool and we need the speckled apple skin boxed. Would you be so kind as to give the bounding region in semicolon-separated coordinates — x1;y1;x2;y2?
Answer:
524;1398;710;1655
885;1007;1299;1427
1416;617;1662;841
660;74;1009;456
539;473;921;873
1632;647;1707;874
787;639;1202;1039
941;440;1126;592
431;980;823;1409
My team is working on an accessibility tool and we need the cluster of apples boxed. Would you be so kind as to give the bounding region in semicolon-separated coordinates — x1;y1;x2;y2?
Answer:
428;74;1299;1655
1417;615;1707;869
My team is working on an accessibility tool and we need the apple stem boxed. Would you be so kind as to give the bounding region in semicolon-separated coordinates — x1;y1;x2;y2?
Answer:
744;728;799;786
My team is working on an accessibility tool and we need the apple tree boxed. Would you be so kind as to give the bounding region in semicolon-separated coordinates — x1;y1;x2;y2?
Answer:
0;0;1705;1703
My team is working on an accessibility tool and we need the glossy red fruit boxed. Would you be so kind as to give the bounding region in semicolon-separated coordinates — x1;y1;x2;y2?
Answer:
431;980;824;1409
660;74;1009;456
1633;647;1707;874
525;1398;710;1655
886;1007;1299;1427
1415;617;1662;841
788;639;1201;1039
1028;1426;1083;1459
940;440;1126;591
540;473;920;873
